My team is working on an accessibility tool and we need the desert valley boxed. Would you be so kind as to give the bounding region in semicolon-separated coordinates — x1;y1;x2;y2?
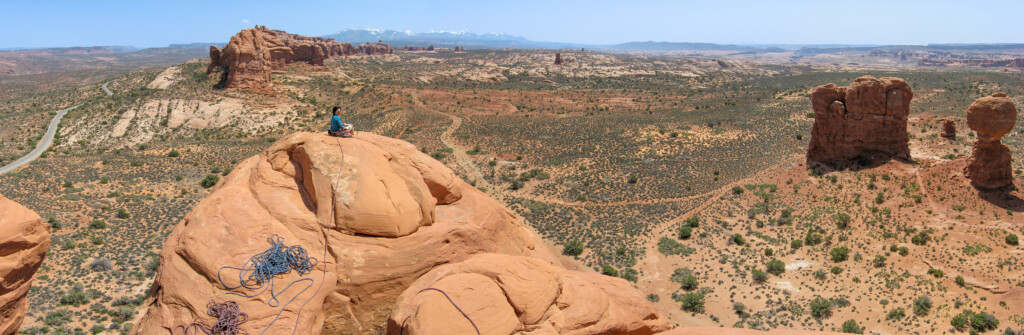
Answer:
1;5;1023;335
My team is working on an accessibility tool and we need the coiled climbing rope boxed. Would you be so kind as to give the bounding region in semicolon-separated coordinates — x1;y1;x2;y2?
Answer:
217;235;318;335
176;301;249;335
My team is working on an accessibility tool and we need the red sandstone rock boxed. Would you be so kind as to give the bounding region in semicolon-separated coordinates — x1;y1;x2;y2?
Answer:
387;253;671;335
207;27;359;89
359;41;394;55
965;93;1018;189
807;76;913;165
555;52;563;65
0;194;50;334
131;132;566;334
941;119;957;139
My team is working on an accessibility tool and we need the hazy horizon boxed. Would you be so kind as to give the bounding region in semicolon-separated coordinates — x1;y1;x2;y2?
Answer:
2;0;1023;49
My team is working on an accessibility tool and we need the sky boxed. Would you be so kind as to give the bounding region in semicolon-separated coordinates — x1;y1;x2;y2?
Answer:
1;0;1022;49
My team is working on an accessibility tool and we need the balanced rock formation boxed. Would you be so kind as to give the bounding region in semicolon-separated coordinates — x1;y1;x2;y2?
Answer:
133;132;577;334
807;76;913;165
0;194;50;334
388;253;670;335
965;93;1017;189
207;26;359;89
941;118;957;139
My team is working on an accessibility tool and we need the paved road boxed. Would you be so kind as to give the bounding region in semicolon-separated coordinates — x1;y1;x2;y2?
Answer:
102;81;113;96
0;104;82;174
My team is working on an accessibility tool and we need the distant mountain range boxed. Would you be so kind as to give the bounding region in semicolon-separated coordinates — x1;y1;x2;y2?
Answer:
323;29;792;52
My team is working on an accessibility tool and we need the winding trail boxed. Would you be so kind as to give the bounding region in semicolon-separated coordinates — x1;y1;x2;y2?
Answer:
0;104;81;174
0;80;114;174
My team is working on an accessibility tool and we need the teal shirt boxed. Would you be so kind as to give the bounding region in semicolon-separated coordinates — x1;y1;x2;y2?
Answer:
330;115;344;131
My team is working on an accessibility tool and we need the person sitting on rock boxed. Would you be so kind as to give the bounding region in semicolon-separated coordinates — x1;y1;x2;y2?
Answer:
328;106;354;137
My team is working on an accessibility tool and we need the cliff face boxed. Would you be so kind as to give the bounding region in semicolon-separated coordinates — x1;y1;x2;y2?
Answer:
207;26;360;89
0;194;50;334
132;132;666;334
965;93;1018;189
807;76;913;166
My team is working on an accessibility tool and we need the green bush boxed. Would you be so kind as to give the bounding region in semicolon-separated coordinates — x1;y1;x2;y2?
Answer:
677;292;705;312
834;213;851;229
657;237;694;256
751;269;768;283
621;268;638;282
809;297;833;319
841;319;864;334
600;265;618;277
562;240;584;256
200;174;220;188
872;255;887;267
766;259;785;276
685;217;700;227
913;296;932;316
730;233;746;246
1007;234;1019;246
791;239;803;249
671;268;699;291
88;220;107;229
830;247;850;262
117;209;130;219
677;226;693;239
647;294;659;302
886;308;905;320
167;150;180;157
955;275;965;286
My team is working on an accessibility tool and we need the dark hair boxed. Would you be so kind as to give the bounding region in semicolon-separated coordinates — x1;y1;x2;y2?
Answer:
332;106;341;115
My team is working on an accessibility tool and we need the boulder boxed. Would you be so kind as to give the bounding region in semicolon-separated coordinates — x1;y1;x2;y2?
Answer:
807;76;913;165
0;194;50;335
387;253;671;335
965;93;1018;189
132;132;560;335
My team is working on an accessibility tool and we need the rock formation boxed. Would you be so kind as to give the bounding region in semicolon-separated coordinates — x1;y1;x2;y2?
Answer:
554;52;563;65
359;41;394;55
387;253;670;335
807;76;913;165
657;328;845;335
133;132;660;334
207;26;359;89
0;194;50;334
941;118;957;139
965;93;1017;189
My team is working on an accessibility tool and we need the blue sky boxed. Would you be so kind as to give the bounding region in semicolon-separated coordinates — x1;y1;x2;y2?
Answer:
1;0;1022;48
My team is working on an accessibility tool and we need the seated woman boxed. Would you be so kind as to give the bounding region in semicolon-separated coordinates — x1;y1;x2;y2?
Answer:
328;106;354;137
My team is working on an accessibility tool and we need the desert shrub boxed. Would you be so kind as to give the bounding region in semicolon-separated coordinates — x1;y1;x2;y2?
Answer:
732;186;744;194
814;270;827;280
677;292;705;312
887;307;905;320
657;237;694;256
841;319;863;334
873;255;887;267
912;232;930;245
1007;234;1019;246
671;268;699;291
791;239;803;249
730;234;746;246
88;220;107;229
951;310;999;333
89;257;113;272
685;217;700;227
167;150;180;157
562;240;584;256
600;265;618;277
764;248;773;256
752;269;768;283
834;213;851;229
677;226;693;239
830;247;850;262
927;268;944;278
43;310;73;326
116;209;130;219
200;174;220;188
647;294;659;302
766;259;785;276
809;297;833;319
831;266;843;275
955;276;965;286
913;295;932;316
621;268;639;282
